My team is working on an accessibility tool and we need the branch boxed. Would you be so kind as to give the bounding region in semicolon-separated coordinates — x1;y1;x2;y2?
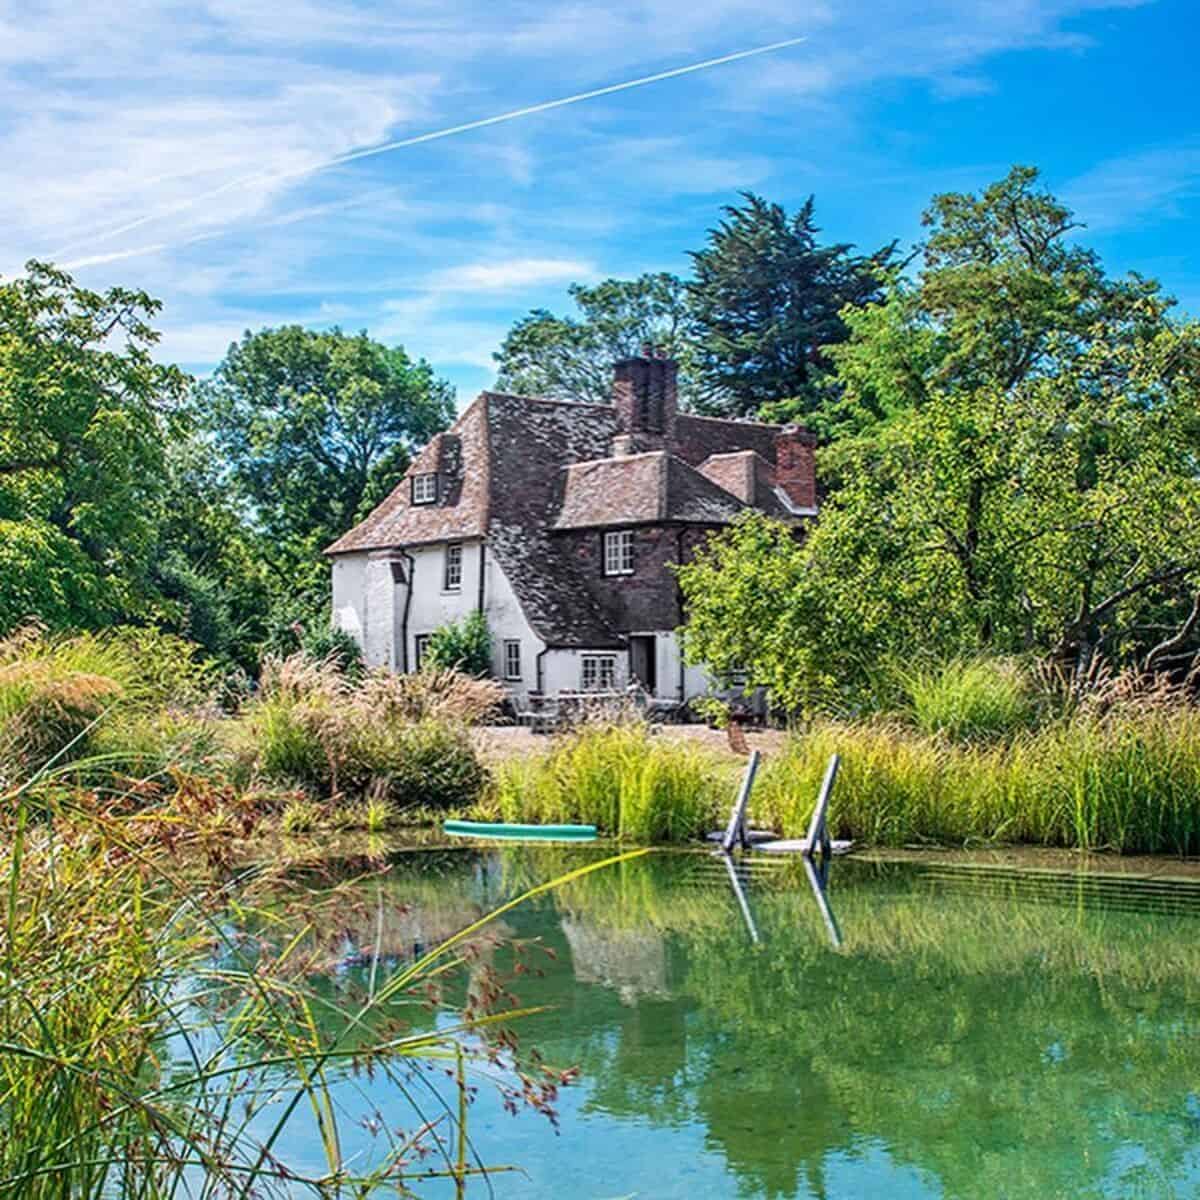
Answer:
1145;591;1200;671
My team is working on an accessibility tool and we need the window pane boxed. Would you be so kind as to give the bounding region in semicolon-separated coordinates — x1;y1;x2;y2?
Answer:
444;544;462;589
504;640;521;679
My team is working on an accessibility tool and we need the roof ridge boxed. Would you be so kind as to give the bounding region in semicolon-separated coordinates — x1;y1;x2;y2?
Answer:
677;411;784;431
480;389;616;412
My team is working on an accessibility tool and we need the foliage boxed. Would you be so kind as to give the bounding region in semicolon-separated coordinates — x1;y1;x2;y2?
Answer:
680;169;1200;709
0;261;189;632
493;723;729;842
0;769;635;1195
424;610;493;677
151;434;274;670
494;273;701;406
0;625;218;781
246;653;493;808
688;192;894;421
199;325;455;594
897;656;1038;742
757;700;1200;854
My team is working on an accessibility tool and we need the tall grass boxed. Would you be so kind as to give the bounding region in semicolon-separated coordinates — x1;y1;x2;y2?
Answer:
897;655;1039;741
757;706;1200;855
0;625;216;784
0;763;642;1195
492;724;730;843
245;654;497;808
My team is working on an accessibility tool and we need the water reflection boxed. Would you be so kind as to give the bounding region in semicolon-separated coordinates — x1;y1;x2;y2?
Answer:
227;846;1200;1199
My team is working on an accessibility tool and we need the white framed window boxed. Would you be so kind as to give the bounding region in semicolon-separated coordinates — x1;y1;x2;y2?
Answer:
503;639;522;681
581;654;617;691
412;473;438;505
603;530;635;576
414;633;432;670
443;543;463;591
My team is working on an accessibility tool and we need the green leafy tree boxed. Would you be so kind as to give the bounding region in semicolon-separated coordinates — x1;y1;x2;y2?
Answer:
679;169;1200;709
151;435;274;669
0;261;188;632
200;326;455;593
688;193;894;422
494;273;700;406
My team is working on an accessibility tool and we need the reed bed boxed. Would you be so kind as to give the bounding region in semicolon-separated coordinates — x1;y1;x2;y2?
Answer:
0;765;639;1196
492;724;731;843
758;706;1200;855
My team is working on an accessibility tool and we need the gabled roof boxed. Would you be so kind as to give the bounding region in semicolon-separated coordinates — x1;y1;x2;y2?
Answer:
324;396;491;554
551;451;745;530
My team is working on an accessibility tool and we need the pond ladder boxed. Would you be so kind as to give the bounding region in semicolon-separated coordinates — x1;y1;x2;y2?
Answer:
720;750;840;857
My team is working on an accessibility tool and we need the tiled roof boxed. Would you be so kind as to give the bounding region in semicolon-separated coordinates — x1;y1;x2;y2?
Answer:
324;396;491;553
551;451;745;530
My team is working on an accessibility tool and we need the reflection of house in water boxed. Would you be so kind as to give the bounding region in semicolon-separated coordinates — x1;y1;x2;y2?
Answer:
561;915;672;1004
320;893;512;976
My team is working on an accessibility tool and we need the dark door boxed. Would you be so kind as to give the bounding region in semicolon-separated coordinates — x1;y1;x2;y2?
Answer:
630;636;657;694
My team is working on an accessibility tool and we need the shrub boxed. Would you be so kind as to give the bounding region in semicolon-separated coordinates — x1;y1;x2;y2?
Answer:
0;625;217;780
425;611;492;677
246;653;492;809
898;656;1038;742
494;724;729;842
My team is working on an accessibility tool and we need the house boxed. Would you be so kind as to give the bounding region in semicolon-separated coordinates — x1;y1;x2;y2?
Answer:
325;349;817;706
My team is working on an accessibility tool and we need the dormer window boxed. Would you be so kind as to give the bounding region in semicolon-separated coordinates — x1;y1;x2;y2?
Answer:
411;473;438;505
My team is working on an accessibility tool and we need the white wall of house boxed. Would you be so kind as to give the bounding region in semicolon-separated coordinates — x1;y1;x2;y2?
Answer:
332;540;546;704
483;550;544;707
542;648;630;695
334;548;739;709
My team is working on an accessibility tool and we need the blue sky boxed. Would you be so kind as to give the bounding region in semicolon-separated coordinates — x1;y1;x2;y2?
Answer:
3;0;1198;404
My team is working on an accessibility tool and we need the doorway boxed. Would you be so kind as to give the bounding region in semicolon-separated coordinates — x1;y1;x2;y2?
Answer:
629;635;657;695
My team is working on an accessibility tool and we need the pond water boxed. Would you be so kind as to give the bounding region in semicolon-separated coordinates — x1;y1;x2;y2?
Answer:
228;845;1200;1199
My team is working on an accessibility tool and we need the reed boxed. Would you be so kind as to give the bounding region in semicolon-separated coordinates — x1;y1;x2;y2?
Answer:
758;705;1200;854
0;763;641;1196
493;724;730;843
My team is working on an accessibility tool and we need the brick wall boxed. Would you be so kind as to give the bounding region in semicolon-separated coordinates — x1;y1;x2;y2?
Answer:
555;524;717;633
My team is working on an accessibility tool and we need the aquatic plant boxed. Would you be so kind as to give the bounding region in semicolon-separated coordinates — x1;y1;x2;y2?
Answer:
897;655;1039;742
493;724;730;843
0;762;643;1196
759;704;1200;854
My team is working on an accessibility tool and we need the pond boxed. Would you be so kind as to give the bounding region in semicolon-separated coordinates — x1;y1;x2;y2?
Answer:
223;844;1200;1199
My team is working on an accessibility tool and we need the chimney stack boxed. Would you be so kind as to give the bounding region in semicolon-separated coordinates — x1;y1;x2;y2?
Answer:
612;349;677;451
774;427;818;512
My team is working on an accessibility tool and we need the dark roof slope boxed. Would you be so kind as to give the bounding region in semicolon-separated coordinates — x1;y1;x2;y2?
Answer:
673;413;781;469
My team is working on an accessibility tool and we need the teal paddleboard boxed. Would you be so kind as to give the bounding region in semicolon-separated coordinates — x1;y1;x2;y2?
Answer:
443;819;597;841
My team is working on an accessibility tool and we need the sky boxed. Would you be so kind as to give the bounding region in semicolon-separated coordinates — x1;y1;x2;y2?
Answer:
3;0;1199;403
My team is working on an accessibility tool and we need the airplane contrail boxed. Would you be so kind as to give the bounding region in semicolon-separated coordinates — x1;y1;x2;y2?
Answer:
52;36;806;263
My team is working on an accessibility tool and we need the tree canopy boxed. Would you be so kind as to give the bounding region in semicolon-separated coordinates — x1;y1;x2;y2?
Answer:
0;261;188;631
199;325;455;593
494;273;699;406
679;168;1200;709
688;192;895;422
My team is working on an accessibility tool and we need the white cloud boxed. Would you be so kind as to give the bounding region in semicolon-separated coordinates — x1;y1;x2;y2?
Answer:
428;257;594;292
1065;142;1200;233
0;0;1158;393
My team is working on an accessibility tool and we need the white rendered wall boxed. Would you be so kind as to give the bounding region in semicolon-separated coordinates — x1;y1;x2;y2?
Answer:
331;553;367;649
541;648;631;695
483;550;544;707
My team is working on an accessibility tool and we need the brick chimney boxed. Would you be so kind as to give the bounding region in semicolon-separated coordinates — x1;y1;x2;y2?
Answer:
774;427;818;512
612;345;677;452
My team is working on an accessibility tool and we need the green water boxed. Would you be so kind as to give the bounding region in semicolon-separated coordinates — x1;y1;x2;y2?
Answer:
230;847;1200;1198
